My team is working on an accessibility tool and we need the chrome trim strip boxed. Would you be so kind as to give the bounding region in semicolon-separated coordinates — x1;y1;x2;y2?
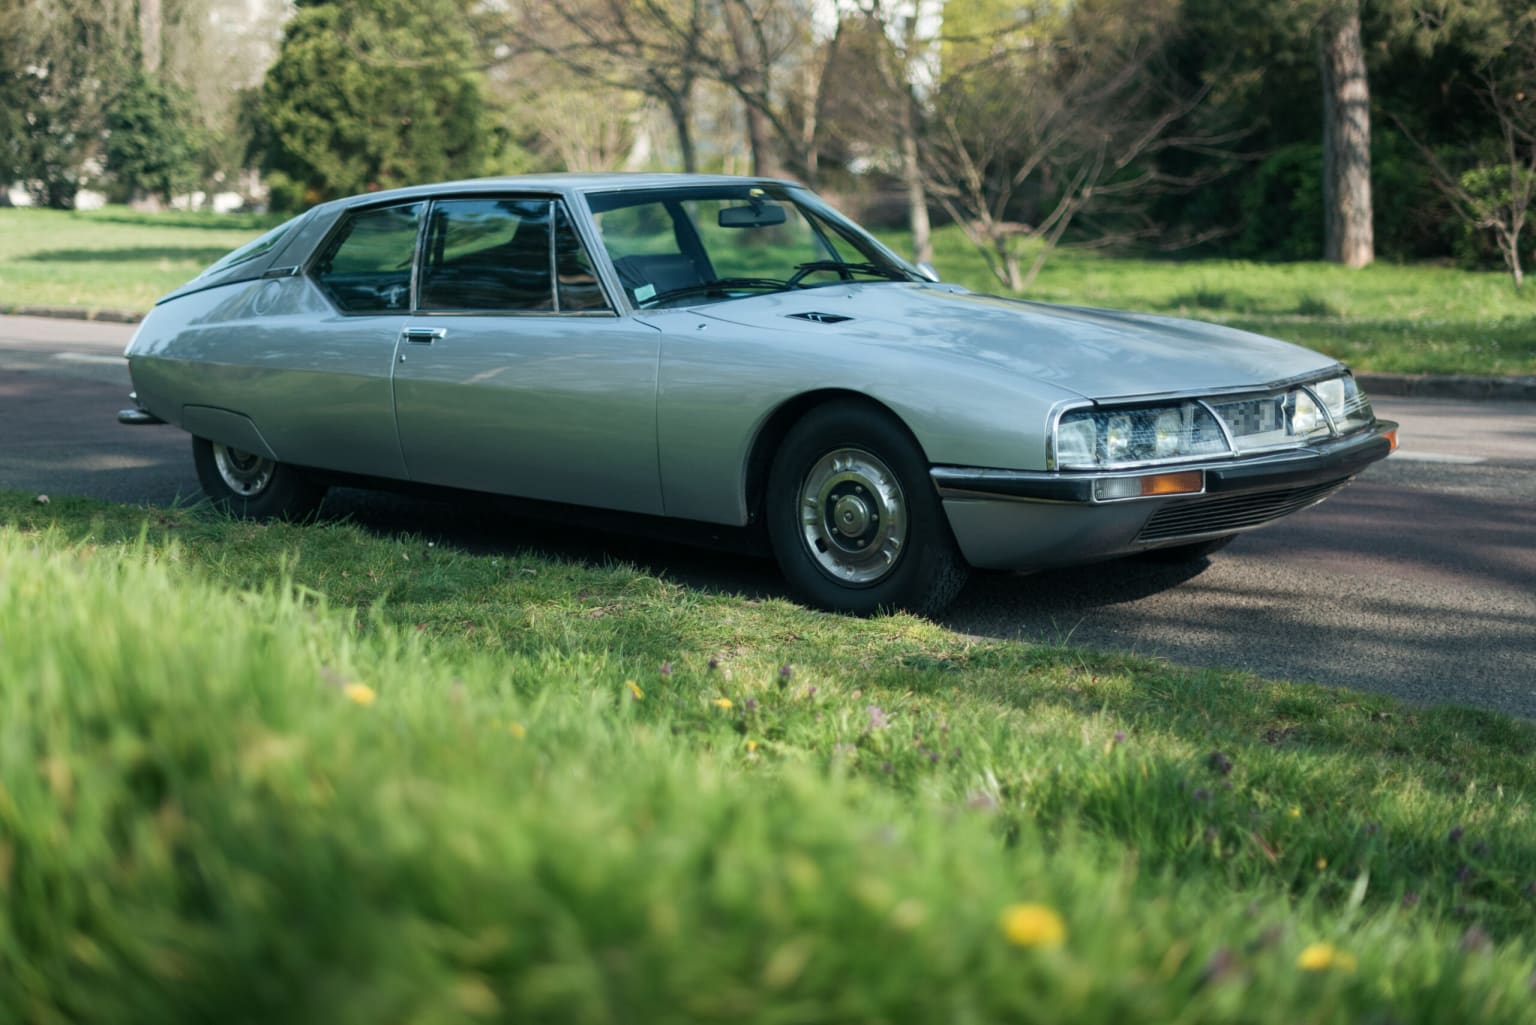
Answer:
1197;397;1240;451
937;420;1396;506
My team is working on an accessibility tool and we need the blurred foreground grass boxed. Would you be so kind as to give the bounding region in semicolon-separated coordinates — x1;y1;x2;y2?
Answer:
2;491;1534;1024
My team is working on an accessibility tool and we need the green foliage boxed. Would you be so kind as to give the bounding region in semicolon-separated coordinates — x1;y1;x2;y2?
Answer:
1234;144;1326;261
257;0;487;210
0;1;136;208
103;73;202;204
1229;132;1445;264
1;501;1535;1022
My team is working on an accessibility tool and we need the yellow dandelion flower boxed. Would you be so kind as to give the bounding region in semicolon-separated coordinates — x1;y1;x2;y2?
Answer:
507;721;527;740
1315;857;1328;871
1297;942;1357;973
746;740;759;753
626;680;644;700
1288;806;1302;819
343;683;376;706
714;697;733;710
999;903;1066;949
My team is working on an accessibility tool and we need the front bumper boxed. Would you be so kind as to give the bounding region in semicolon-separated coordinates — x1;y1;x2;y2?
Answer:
930;421;1397;571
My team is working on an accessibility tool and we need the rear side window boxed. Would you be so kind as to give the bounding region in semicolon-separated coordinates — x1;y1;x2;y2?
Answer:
417;198;613;313
420;199;554;312
312;203;423;314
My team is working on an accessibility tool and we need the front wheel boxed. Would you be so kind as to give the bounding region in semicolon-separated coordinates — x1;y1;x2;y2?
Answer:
765;402;968;616
192;436;325;521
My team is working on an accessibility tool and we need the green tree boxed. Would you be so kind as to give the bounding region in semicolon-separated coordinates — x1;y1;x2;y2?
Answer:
104;72;200;204
257;0;486;210
922;0;1230;291
1394;1;1536;287
0;0;136;208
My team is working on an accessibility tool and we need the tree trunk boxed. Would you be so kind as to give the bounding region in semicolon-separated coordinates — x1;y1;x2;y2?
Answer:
662;88;697;174
139;0;162;73
721;0;788;180
1319;0;1373;268
900;87;931;266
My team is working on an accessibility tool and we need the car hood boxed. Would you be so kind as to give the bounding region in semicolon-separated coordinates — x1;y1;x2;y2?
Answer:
693;284;1339;401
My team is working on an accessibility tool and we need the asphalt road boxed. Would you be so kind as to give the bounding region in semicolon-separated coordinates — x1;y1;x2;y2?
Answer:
3;314;1533;717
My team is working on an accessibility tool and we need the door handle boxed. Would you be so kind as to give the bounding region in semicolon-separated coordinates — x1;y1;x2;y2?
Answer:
403;327;446;344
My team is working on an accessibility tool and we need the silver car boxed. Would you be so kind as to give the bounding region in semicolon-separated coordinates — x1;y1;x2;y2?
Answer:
121;173;1398;615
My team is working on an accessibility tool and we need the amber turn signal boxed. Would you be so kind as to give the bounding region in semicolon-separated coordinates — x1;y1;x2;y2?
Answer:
1139;470;1205;496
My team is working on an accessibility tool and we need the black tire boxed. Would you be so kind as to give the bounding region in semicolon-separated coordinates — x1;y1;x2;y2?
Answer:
1137;534;1236;563
765;401;969;616
192;436;325;521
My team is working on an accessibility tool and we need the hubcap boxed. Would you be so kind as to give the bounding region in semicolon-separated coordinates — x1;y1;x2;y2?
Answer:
798;447;907;585
213;443;276;497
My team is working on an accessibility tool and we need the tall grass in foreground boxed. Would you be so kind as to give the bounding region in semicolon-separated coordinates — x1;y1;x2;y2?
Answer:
1;502;1534;1023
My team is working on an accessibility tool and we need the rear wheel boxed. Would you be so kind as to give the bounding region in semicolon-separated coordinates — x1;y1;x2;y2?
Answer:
765;401;968;616
192;436;325;520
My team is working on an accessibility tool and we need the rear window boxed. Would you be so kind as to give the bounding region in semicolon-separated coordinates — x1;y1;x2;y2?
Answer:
196;214;305;281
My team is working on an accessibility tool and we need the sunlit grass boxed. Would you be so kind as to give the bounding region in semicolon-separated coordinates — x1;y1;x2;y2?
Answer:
0;206;280;312
3;206;1534;374
2;492;1534;1023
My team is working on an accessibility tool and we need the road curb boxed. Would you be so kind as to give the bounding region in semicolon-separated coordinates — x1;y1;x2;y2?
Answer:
1355;372;1536;402
2;303;142;324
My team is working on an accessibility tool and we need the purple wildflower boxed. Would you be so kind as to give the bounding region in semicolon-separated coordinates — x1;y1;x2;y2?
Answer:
1401;891;1420;910
1206;751;1234;776
659;661;673;676
1448;826;1465;844
866;705;890;731
1199;948;1238;986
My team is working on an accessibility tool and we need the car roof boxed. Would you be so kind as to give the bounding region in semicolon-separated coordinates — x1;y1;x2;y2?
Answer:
318;172;803;214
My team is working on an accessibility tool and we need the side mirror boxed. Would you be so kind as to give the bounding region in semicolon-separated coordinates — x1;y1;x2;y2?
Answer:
719;203;787;228
915;261;940;283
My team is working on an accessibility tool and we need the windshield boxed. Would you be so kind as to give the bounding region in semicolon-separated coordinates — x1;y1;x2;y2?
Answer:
585;184;917;309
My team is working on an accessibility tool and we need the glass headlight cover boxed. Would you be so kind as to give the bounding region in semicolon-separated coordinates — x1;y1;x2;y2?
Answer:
1311;374;1374;434
1054;402;1230;469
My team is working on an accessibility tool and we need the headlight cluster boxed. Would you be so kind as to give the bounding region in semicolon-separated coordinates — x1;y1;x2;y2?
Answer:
1055;402;1228;469
1053;374;1373;470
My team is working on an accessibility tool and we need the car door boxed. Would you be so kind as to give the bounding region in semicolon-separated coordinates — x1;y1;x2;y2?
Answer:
391;196;664;514
172;201;422;481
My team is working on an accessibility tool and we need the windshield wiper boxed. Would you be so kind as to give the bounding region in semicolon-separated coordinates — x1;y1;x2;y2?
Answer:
638;277;790;307
788;261;913;287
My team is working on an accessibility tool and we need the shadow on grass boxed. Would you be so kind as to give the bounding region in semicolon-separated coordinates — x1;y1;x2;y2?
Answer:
76;210;282;233
25;245;234;264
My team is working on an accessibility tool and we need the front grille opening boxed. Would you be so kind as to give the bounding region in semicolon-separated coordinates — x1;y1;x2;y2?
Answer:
1135;478;1351;543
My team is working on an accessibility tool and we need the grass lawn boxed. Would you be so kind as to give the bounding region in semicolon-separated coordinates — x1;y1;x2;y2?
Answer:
0;206;280;313
3;491;1534;1023
2;205;1535;375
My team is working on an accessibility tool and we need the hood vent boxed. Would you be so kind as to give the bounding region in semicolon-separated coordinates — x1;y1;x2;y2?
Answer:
787;311;853;325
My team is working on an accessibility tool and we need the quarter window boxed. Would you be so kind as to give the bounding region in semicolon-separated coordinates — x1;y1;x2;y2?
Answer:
312;203;423;314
